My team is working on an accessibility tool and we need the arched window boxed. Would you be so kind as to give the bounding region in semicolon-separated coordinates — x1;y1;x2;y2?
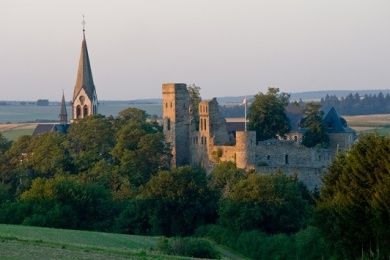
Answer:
200;118;203;130
285;154;289;165
83;105;88;117
76;105;81;119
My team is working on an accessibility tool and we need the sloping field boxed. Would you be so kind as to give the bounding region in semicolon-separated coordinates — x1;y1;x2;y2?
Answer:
0;123;36;140
344;114;390;135
0;224;183;259
0;224;242;259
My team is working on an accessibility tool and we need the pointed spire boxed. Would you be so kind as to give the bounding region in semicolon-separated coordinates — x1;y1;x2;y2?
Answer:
72;16;97;103
59;91;68;124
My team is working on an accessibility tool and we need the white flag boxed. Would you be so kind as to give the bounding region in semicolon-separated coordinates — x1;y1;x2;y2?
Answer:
242;97;247;105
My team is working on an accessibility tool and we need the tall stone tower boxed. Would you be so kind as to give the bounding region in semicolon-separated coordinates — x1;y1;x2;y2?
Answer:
72;26;98;120
162;83;191;167
59;92;68;124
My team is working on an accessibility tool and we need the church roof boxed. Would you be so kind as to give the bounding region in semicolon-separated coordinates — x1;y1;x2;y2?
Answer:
32;124;69;136
73;33;97;102
59;93;67;118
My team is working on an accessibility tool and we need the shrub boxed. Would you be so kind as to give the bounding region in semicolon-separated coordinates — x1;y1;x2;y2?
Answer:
157;237;220;259
197;224;333;259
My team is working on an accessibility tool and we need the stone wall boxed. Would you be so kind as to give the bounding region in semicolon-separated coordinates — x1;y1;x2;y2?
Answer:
256;165;326;190
255;140;331;168
162;83;190;167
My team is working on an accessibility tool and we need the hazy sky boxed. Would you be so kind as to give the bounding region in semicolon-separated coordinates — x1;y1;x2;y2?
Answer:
1;0;390;100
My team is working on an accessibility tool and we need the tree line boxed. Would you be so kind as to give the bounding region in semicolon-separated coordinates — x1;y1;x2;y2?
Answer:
321;92;390;115
0;105;389;258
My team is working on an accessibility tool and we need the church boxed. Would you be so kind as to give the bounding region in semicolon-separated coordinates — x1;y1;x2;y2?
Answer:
33;24;98;136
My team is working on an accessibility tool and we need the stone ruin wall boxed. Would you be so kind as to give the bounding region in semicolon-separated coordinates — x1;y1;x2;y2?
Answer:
256;165;326;191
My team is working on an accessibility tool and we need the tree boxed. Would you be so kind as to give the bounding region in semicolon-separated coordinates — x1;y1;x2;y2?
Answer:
187;84;201;131
65;115;115;172
112;120;170;187
24;132;73;176
19;176;114;230
300;102;329;148
139;167;216;235
208;161;245;199
219;172;308;234
248;87;290;141
0;133;11;154
315;134;390;258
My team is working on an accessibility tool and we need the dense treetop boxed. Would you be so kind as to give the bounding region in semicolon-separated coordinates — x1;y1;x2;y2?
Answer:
248;87;290;141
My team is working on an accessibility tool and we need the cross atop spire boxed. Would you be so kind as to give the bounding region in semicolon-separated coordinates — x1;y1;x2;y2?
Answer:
82;15;86;38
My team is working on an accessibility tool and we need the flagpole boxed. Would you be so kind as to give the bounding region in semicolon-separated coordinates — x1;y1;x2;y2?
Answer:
244;96;247;132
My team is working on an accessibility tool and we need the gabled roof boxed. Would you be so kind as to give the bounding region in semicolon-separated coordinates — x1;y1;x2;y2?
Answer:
73;34;97;102
32;124;69;136
32;124;56;136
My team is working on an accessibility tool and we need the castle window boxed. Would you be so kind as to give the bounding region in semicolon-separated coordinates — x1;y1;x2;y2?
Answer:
267;155;270;160
205;106;208;113
76;105;81;119
165;102;168;109
83;105;88;117
204;119;207;131
200;118;203;130
285;154;289;165
170;102;173;108
167;118;171;131
204;137;207;144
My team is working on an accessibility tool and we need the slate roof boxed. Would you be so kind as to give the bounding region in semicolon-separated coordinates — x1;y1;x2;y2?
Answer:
32;124;69;136
73;33;97;102
322;107;354;133
224;106;354;134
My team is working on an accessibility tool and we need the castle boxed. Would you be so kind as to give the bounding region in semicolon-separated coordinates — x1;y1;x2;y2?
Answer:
162;83;356;190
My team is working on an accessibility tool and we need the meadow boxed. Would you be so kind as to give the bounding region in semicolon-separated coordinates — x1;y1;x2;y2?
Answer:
0;224;241;259
344;114;390;135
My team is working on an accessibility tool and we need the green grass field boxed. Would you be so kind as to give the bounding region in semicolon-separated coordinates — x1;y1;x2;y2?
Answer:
2;129;34;141
0;224;242;259
0;224;186;259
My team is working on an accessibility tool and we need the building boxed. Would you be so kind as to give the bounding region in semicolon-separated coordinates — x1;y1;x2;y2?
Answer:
33;25;97;135
162;83;356;190
32;92;69;136
71;28;98;121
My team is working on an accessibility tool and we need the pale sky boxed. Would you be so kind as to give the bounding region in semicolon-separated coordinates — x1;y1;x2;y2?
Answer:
1;0;390;100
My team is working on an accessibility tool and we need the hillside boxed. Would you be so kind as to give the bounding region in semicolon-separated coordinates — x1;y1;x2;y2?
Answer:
0;224;174;259
0;224;243;259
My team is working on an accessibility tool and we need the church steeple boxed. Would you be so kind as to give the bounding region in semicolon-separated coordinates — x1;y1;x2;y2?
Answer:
59;92;68;124
72;17;98;120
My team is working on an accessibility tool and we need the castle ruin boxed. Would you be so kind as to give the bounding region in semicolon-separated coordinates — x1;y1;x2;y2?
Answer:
162;83;356;190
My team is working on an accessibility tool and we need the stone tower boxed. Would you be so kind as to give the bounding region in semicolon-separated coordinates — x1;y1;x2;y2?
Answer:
59;92;68;124
162;83;191;167
72;28;98;120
